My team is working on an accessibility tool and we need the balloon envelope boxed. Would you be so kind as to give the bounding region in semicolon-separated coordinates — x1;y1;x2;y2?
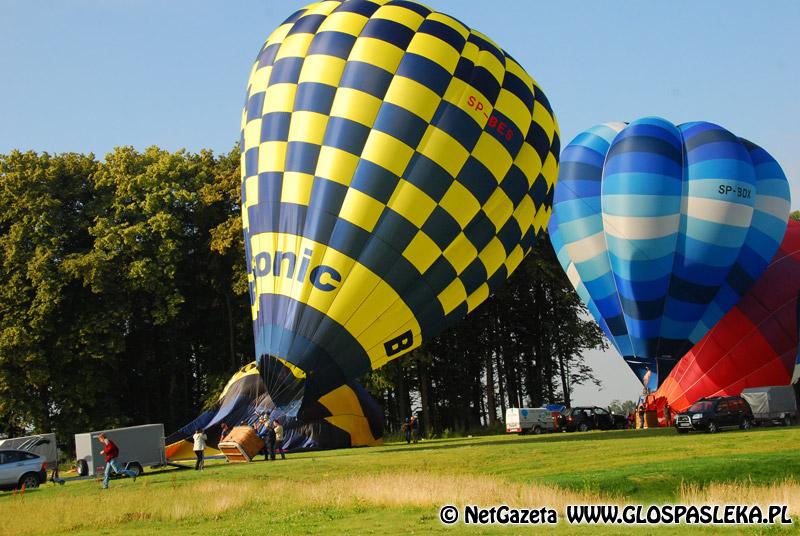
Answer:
654;219;800;411
549;118;791;389
240;0;560;402
166;362;383;454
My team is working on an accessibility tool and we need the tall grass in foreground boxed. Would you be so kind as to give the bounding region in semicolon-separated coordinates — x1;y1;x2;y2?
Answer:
1;472;604;535
0;480;262;535
3;473;800;535
680;478;800;514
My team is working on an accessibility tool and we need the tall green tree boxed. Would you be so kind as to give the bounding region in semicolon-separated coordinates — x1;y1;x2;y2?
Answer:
0;151;100;437
0;147;252;442
64;147;251;432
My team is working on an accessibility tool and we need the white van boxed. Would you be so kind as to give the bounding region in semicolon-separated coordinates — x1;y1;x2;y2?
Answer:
505;408;556;435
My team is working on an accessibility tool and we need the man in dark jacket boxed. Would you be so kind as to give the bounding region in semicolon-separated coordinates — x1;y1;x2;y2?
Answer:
98;433;138;489
262;423;277;461
410;415;420;443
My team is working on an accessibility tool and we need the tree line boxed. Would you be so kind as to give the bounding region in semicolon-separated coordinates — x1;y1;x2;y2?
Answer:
0;147;606;444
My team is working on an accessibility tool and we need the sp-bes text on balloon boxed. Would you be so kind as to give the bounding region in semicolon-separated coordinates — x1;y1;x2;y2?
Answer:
252;248;342;292
467;95;514;142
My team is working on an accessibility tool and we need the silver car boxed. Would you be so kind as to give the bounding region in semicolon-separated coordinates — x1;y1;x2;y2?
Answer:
0;449;47;490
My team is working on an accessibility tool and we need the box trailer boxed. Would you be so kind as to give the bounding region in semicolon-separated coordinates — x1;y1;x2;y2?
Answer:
740;386;797;426
505;408;556;434
0;433;58;470
75;424;165;477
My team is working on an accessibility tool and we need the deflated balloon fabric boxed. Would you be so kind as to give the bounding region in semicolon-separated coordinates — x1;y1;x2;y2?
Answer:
165;362;384;453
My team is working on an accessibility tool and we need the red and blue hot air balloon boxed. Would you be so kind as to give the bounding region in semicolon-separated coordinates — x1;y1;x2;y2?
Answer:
656;219;800;411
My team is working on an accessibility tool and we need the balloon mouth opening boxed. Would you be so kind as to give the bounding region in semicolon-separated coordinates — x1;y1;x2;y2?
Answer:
258;354;307;408
623;355;683;390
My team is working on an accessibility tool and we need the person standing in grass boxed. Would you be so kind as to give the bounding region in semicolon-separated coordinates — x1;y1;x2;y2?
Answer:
272;420;286;460
254;415;269;460
410;415;420;443
264;422;277;461
193;429;207;470
98;433;137;489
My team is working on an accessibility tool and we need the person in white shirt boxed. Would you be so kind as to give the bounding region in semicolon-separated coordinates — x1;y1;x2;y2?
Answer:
193;429;207;470
272;421;286;460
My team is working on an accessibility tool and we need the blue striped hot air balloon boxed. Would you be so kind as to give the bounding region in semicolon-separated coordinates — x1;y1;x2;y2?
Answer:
549;117;791;390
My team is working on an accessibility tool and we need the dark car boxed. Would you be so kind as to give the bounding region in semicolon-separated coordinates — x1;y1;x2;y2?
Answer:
674;396;753;434
0;449;47;491
558;406;628;432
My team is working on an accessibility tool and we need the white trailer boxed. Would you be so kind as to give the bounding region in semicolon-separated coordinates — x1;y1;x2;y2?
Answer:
75;424;165;477
741;386;797;426
505;408;556;435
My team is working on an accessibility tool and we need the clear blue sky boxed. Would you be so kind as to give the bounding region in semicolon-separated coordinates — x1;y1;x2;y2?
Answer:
3;1;798;405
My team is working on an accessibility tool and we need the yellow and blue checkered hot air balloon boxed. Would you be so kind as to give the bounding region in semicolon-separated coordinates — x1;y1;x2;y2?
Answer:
549;117;791;391
239;0;559;407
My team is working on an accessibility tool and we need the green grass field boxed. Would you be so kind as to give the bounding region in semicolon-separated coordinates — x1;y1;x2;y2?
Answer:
3;426;800;535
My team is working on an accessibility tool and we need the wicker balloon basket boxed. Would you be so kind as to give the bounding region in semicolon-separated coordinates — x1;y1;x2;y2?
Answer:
636;410;659;429
218;426;265;462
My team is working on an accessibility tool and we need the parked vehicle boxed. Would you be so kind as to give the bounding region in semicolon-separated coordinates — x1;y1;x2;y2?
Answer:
505;408;556;434
0;433;58;471
740;386;797;426
75;424;166;477
674;396;753;434
558;406;628;432
0;450;47;490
